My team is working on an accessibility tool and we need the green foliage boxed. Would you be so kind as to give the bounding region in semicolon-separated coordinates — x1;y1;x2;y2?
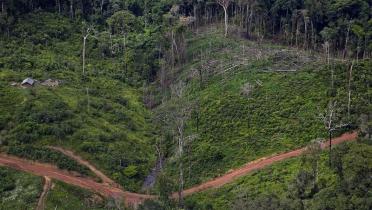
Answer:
0;12;157;192
7;145;92;177
0;167;42;210
45;181;107;210
186;141;372;210
160;30;370;189
107;10;142;34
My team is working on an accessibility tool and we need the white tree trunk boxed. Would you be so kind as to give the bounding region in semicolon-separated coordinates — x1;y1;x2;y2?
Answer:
223;6;228;37
343;22;351;60
177;120;185;207
100;0;104;14
83;36;87;75
70;0;74;19
347;62;354;119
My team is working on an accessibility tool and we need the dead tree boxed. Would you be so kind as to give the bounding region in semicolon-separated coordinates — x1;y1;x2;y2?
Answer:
100;0;105;14
347;62;354;120
216;0;231;37
343;20;352;60
1;0;4;14
319;101;349;166
82;26;98;76
167;80;198;207
82;27;91;76
170;81;188;207
70;0;74;19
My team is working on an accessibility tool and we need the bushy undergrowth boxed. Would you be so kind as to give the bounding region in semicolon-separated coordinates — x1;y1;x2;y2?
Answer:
161;32;371;188
0;167;42;210
185;140;372;210
45;181;107;210
0;13;156;192
7;145;92;177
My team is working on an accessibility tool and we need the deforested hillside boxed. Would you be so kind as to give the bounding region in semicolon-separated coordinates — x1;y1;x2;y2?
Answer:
154;26;371;189
0;0;371;209
0;12;159;192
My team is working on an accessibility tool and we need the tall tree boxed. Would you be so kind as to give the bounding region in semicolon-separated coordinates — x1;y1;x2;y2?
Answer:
216;0;231;37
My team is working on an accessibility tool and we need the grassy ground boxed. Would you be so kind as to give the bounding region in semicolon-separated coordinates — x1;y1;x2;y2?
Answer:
0;167;43;210
185;140;372;210
45;181;108;210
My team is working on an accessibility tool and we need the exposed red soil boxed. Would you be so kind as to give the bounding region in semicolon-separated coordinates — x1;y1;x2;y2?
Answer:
0;154;154;207
177;131;358;197
0;132;357;206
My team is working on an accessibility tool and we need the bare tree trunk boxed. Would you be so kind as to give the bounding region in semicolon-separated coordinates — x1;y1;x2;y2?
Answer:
55;0;61;14
82;27;92;76
343;21;351;60
304;17;308;49
70;0;74;19
311;20;315;50
295;19;300;47
171;30;175;69
83;36;87;75
347;62;353;120
217;0;231;37
100;0;104;14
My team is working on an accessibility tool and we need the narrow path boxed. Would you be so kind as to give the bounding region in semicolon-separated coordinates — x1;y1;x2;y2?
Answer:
0;132;358;207
47;146;117;187
36;176;52;210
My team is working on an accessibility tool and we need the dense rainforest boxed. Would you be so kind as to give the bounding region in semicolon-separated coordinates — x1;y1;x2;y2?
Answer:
0;0;371;209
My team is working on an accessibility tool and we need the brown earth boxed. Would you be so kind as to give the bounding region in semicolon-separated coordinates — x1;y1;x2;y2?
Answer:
177;131;358;197
0;131;358;207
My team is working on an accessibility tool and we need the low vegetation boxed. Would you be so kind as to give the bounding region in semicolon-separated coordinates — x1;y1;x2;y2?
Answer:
45;181;107;210
185;140;372;210
159;31;371;189
0;167;43;210
0;13;156;192
0;0;371;209
7;145;93;177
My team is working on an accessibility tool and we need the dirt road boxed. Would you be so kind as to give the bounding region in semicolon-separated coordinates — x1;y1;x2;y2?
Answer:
0;154;154;207
36;176;52;210
178;131;358;196
0;132;357;206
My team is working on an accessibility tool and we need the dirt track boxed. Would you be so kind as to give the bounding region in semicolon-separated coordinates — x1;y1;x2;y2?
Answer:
0;154;154;207
47;146;118;187
0;132;357;206
178;131;358;196
36;176;52;210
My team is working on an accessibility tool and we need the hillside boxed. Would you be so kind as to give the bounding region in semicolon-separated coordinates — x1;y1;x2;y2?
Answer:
0;0;371;210
0;12;156;192
158;28;371;188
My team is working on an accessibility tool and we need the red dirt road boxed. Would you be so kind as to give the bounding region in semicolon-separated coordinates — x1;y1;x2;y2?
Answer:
0;132;357;206
0;154;154;207
179;131;358;196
